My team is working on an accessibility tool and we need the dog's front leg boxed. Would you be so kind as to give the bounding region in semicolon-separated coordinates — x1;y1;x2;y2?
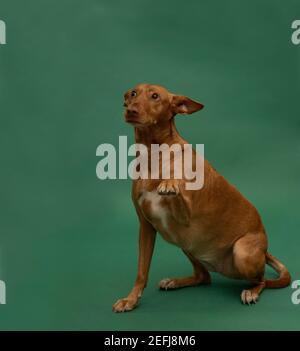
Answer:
113;217;156;312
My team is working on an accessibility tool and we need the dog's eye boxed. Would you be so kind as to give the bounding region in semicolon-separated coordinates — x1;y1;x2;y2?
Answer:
152;93;159;100
131;90;137;97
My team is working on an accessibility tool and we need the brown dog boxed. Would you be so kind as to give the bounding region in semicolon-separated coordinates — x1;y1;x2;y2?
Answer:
112;83;291;312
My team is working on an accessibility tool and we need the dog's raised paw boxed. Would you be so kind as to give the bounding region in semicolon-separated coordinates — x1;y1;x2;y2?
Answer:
157;181;179;196
158;278;177;290
241;289;259;305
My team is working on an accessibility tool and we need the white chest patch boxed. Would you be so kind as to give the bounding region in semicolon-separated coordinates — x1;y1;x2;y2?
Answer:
138;191;169;231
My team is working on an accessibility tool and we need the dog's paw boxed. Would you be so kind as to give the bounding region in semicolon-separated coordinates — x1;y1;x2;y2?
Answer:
112;298;138;313
157;181;179;196
241;289;259;305
158;278;177;290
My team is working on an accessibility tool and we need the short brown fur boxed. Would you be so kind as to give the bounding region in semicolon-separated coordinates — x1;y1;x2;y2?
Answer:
113;84;291;312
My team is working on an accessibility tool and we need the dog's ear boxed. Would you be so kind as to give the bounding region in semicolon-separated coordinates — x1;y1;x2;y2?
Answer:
171;95;204;115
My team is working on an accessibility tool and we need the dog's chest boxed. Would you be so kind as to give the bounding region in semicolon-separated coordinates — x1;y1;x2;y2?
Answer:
137;191;176;242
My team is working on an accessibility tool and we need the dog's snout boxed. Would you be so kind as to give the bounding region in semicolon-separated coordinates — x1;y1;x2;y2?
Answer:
127;108;139;116
125;104;140;124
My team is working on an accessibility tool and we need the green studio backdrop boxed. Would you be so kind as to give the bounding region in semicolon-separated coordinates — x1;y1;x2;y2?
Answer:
0;0;300;330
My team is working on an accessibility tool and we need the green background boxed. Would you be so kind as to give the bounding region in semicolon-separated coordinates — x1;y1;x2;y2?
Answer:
0;0;299;330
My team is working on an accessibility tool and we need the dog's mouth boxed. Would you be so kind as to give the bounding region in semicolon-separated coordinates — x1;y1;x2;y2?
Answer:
125;113;142;125
125;118;143;126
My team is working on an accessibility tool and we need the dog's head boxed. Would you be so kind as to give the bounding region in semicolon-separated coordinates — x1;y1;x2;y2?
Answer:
123;83;204;127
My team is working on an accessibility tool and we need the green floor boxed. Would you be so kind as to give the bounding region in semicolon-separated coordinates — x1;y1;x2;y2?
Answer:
0;0;300;330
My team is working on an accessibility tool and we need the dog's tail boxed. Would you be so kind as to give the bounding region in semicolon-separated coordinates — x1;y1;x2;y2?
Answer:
265;252;291;288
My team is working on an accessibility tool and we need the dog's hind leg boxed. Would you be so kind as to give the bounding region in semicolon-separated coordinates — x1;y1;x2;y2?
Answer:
159;250;211;290
233;233;267;304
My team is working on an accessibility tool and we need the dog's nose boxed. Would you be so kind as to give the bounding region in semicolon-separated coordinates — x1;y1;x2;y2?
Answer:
127;108;139;116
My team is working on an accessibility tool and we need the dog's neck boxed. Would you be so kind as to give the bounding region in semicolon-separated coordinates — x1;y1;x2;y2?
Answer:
134;119;184;148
